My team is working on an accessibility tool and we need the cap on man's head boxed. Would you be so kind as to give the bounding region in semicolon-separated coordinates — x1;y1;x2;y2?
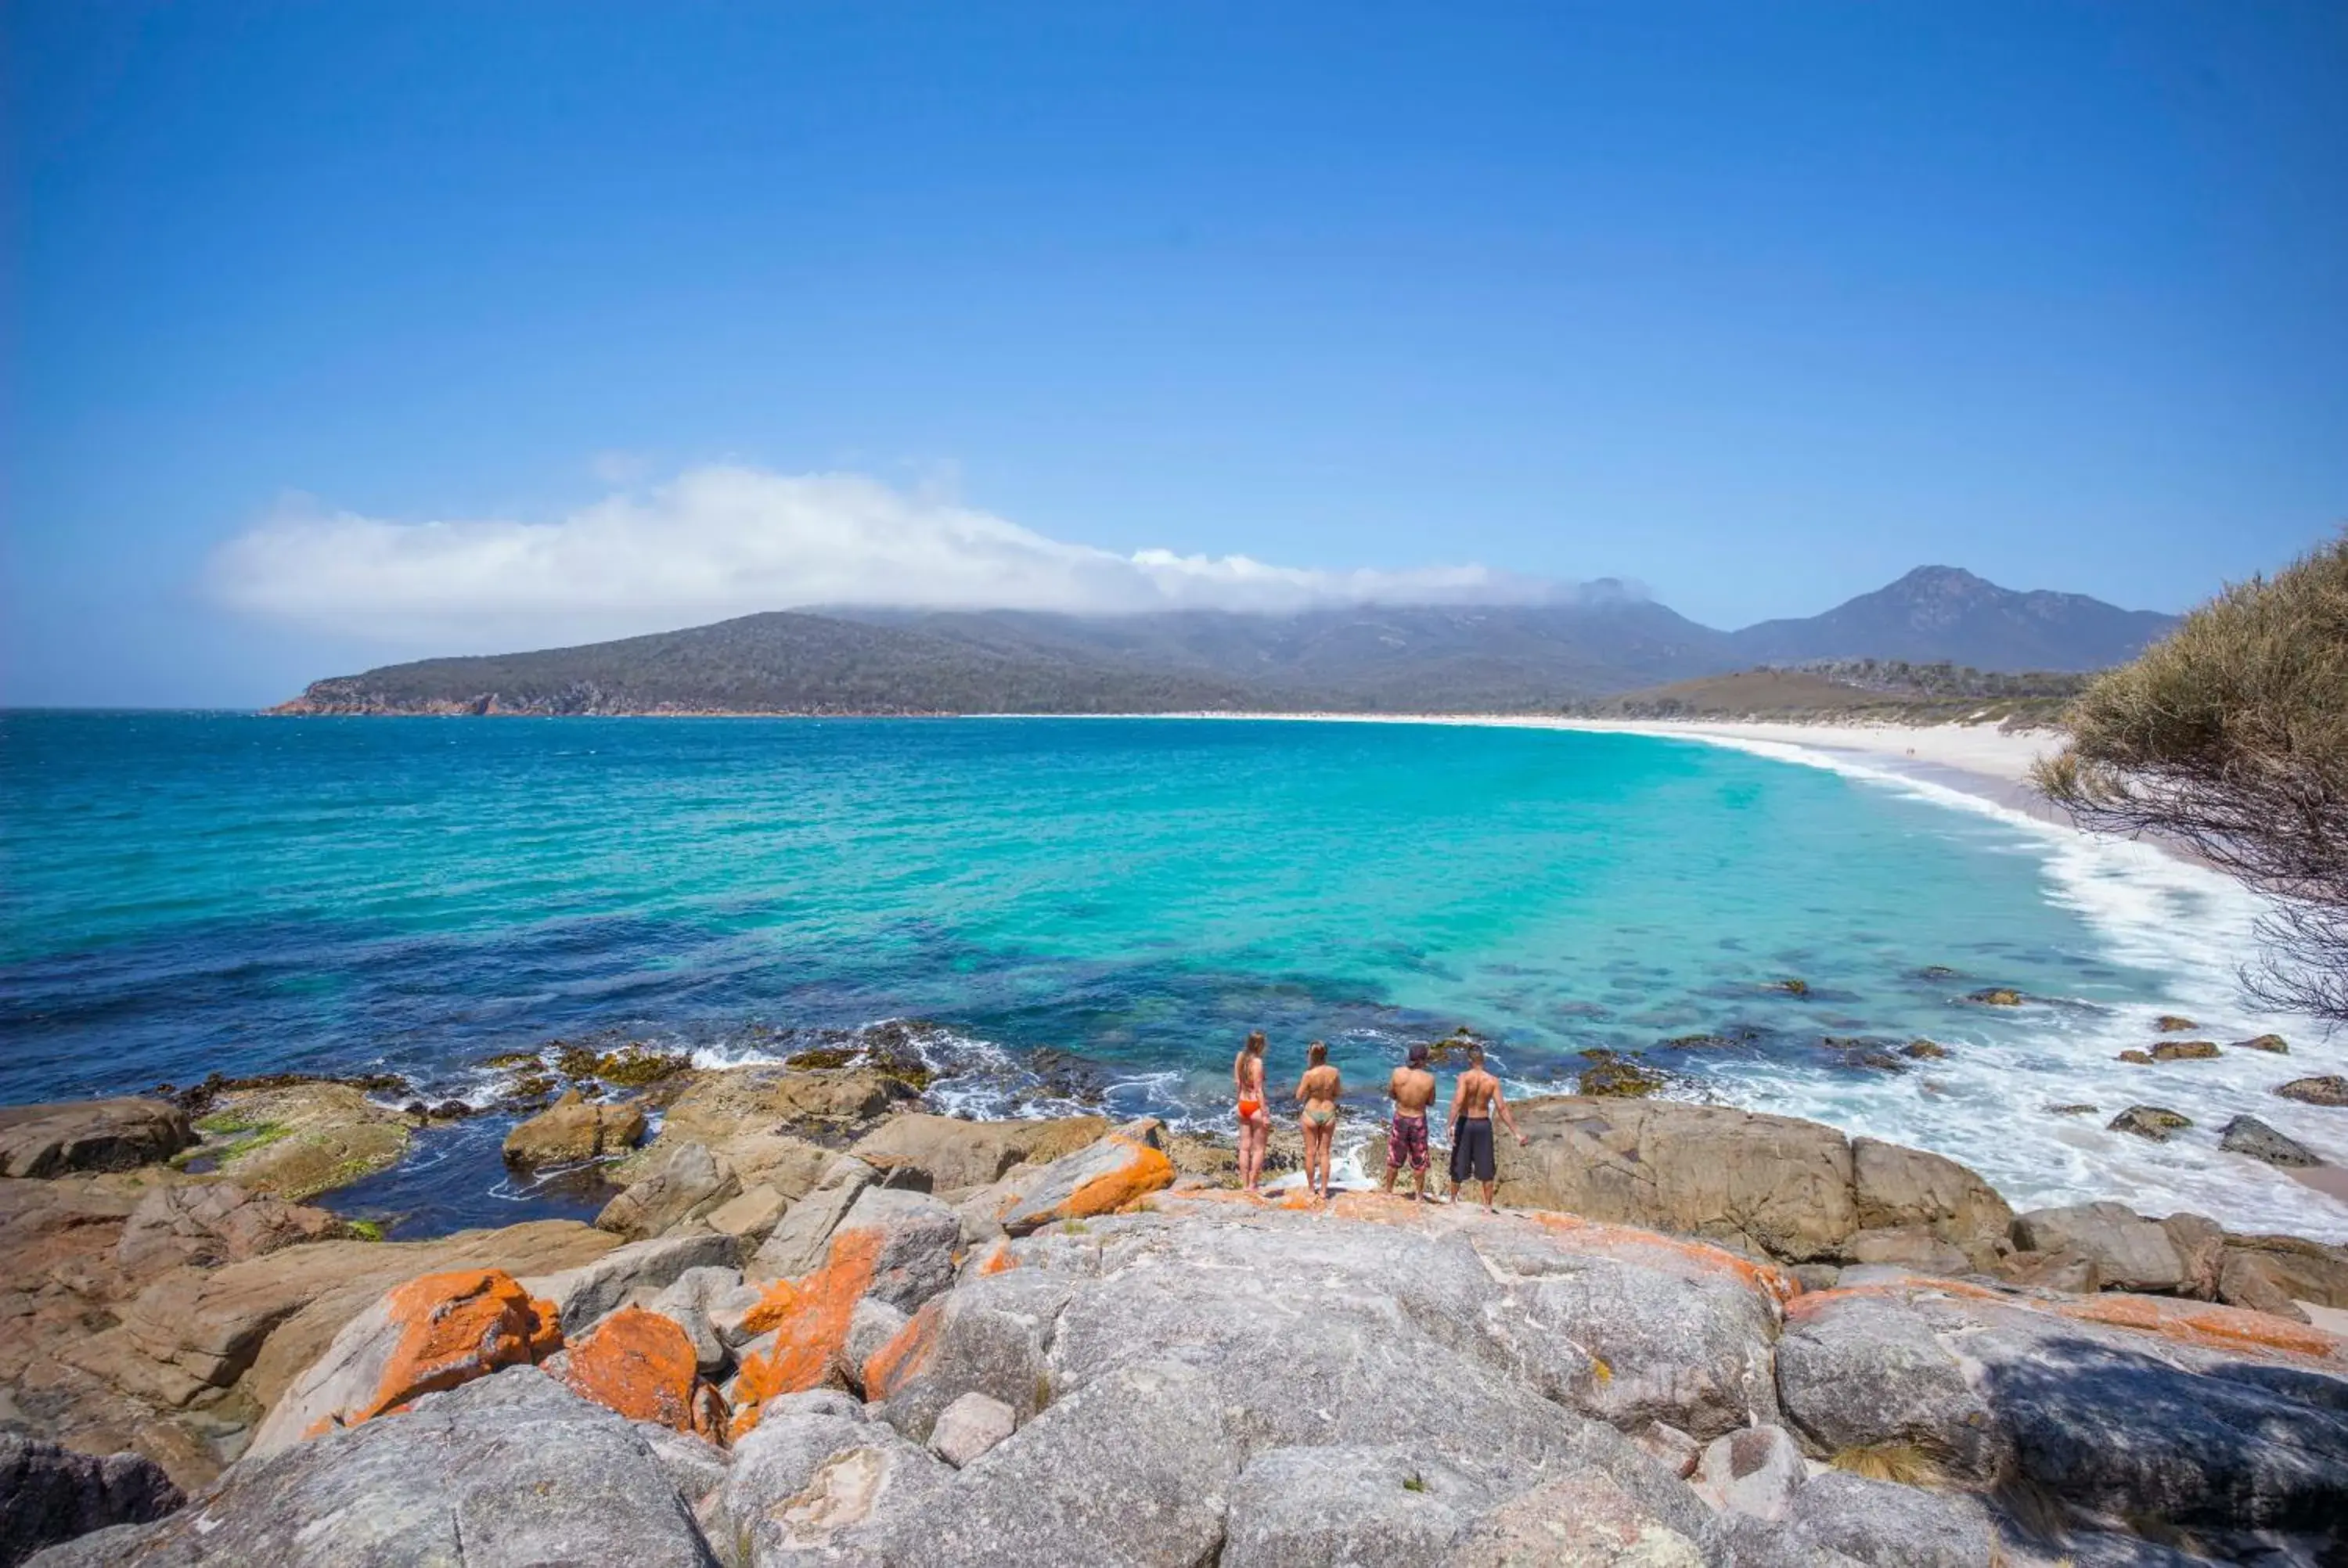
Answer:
1407;1042;1431;1067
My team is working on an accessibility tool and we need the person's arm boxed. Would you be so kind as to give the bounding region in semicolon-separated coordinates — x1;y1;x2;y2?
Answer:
1293;1070;1313;1104
1494;1081;1527;1146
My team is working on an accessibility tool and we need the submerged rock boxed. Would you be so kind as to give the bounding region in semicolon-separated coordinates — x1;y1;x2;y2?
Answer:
1966;987;2026;1006
2148;1040;2220;1062
2107;1105;2192;1141
2234;1034;2290;1054
2220;1114;2321;1168
1576;1051;1669;1098
2275;1075;2348;1107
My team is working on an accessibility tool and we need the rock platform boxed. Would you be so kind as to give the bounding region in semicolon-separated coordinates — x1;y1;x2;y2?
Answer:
4;1067;2345;1566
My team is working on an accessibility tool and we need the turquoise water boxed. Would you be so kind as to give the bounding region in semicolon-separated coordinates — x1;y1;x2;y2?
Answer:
2;712;2339;1237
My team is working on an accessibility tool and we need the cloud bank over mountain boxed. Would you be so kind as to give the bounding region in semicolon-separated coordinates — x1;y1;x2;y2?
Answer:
208;466;1561;646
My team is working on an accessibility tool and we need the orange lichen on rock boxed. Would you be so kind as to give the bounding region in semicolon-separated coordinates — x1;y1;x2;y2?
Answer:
728;1228;881;1438
1529;1211;1801;1305
976;1239;1020;1275
736;1278;802;1340
1782;1275;2007;1323
862;1299;942;1400
1061;1135;1176;1221
323;1268;562;1437
560;1306;721;1437
2056;1291;2346;1361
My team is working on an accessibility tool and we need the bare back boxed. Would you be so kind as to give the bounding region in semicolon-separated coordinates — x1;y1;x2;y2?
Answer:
1388;1065;1437;1117
1234;1052;1265;1099
1298;1063;1341;1106
1456;1068;1499;1119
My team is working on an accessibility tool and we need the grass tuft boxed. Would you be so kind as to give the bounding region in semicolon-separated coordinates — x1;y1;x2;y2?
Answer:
1829;1442;1940;1487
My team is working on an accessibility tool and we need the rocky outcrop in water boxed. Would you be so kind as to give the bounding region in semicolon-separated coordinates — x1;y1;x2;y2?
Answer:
503;1090;648;1167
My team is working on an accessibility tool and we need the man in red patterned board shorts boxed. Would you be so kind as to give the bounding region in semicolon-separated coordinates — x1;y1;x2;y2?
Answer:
1381;1041;1439;1201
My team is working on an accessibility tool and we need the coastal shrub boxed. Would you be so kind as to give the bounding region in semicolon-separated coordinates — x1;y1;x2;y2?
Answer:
2036;532;2348;1021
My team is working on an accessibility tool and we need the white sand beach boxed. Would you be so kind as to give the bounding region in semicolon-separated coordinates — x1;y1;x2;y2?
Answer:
1539;717;2077;829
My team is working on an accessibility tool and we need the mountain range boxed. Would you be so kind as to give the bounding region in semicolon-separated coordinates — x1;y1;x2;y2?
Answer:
271;566;2178;717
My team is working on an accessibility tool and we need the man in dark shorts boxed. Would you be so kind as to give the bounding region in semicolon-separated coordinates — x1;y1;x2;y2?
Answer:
1446;1043;1528;1213
1381;1042;1439;1201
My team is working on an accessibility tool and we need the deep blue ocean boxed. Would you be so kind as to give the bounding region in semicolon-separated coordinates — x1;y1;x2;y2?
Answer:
2;712;2339;1237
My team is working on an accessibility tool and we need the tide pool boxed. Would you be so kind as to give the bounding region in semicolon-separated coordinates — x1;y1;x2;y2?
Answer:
1;711;2338;1236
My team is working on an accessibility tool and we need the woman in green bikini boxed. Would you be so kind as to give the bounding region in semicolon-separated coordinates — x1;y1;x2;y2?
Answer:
1295;1041;1342;1203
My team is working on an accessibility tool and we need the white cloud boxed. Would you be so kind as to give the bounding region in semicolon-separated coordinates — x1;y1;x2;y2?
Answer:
207;465;1558;647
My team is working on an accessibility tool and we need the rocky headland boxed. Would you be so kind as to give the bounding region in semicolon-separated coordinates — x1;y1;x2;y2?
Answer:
2;1062;2345;1566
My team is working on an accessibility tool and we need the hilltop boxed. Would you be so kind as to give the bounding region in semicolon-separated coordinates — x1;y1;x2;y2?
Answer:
271;566;2173;717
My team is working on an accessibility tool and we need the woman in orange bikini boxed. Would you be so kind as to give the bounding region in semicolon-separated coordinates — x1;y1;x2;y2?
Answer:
1233;1030;1270;1196
1295;1041;1342;1203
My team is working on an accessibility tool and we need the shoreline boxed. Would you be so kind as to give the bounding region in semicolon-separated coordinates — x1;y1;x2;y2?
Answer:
1068;709;2081;833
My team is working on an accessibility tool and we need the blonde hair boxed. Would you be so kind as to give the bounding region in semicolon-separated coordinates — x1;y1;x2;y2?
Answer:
1244;1030;1267;1056
1307;1041;1328;1065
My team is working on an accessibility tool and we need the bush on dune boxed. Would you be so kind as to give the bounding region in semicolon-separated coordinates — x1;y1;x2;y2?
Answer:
2035;532;2348;1021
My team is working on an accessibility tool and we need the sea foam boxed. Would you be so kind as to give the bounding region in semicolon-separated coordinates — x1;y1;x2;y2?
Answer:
1622;729;2346;1239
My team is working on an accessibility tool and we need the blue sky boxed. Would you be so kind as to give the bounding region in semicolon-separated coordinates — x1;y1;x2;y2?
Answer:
7;2;2345;706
